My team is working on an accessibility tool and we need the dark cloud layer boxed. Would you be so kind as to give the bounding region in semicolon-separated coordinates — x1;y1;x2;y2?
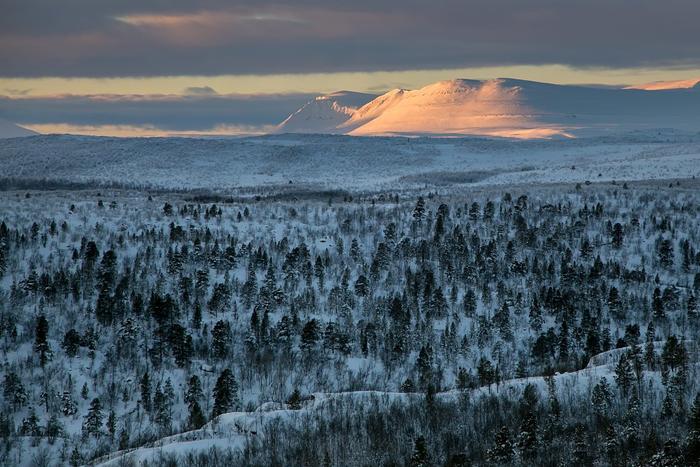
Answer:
2;0;700;77
0;94;314;130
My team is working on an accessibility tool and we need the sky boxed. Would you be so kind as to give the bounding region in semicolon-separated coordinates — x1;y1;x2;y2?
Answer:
2;0;700;136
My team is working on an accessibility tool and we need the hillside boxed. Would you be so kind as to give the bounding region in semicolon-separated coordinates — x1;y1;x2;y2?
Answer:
1;182;698;466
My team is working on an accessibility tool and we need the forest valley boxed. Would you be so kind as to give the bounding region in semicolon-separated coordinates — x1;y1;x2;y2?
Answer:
0;181;699;466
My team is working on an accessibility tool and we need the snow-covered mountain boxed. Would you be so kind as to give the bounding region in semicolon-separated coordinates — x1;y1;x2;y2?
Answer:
276;78;700;138
274;91;376;134
0;119;37;138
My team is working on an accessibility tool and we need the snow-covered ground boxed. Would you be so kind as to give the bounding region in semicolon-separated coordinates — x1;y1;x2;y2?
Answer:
1;132;699;192
2;129;699;466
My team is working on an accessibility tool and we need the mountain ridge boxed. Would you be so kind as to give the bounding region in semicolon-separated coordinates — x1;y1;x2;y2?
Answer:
275;78;700;139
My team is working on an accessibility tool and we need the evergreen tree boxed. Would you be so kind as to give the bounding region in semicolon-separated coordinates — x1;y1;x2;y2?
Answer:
188;400;207;430
107;410;116;440
185;375;204;406
62;329;82;357
645;321;656;370
487;426;513;463
477;357;496;386
20;408;41;436
591;377;613;422
614;354;635;395
688;293;698;317
653;287;665;318
153;383;172;432
612;222;624;248
119;429;129;450
69;447;82;467
140;371;151;412
211;320;231;359
413;197;426;223
301;319;320;351
212;369;238;418
3;371;27;409
170;324;193;367
46;414;63;442
409;436;430;467
286;388;302;410
82;398;103;438
658;239;674;269
34;314;52;367
518;411;539;460
572;423;590;466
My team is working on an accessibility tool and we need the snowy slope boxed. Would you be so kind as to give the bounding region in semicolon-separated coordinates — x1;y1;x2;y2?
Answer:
0;119;37;138
276;78;700;138
348;79;571;138
275;91;376;134
626;77;700;90
95;346;692;467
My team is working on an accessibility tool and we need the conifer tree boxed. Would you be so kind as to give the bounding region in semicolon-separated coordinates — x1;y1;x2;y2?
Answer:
3;371;27;410
286;388;302;410
412;197;426;223
34;314;52;367
614;354;635;395
212;369;238;418
518;411;538;461
487;426;513;463
188;400;207;430
82;398;103;438
591;377;613;422
211;320;231;359
410;436;430;467
140;372;151;412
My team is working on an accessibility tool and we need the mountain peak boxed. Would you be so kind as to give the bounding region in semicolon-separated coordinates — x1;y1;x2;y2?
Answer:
274;91;376;134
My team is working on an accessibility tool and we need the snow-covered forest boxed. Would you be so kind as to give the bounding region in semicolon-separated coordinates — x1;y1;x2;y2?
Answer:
1;179;699;466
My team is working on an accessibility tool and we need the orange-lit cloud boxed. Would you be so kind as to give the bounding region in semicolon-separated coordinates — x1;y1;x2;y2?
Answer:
25;123;275;137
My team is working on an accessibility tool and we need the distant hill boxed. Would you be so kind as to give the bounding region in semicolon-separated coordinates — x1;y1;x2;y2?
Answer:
0;119;37;138
276;78;700;138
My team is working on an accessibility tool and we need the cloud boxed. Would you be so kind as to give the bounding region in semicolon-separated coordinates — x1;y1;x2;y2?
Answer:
0;93;313;132
23;123;277;137
3;88;32;96
2;1;700;77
